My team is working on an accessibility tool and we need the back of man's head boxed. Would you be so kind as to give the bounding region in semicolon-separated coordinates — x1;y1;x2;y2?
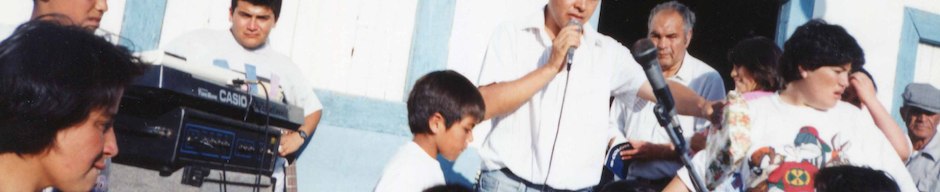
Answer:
0;20;146;155
780;19;864;84
406;70;485;134
231;0;282;21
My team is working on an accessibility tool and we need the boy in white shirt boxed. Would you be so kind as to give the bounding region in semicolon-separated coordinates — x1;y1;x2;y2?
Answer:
374;70;484;192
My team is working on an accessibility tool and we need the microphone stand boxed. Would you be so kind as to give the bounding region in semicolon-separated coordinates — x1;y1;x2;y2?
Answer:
652;90;708;192
632;38;707;192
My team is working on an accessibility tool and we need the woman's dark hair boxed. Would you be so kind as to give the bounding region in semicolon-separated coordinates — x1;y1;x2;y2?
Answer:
0;20;147;155
779;19;864;84
728;36;783;91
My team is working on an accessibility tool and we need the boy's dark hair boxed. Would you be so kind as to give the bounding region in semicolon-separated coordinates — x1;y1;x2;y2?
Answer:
780;19;865;84
815;165;900;192
0;20;147;155
407;70;484;134
230;0;282;21
728;36;783;92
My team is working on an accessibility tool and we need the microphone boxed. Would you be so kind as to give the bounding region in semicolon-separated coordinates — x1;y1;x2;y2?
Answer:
630;38;709;192
631;39;675;116
565;19;581;71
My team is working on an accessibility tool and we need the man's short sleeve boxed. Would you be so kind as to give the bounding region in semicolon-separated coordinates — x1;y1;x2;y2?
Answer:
609;44;645;99
301;85;323;116
699;71;726;101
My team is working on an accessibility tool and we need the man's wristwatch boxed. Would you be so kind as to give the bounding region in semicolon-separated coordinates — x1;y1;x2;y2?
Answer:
297;130;309;140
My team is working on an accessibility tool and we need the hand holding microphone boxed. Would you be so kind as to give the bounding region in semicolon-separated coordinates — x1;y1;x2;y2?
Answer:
550;19;582;72
565;19;581;71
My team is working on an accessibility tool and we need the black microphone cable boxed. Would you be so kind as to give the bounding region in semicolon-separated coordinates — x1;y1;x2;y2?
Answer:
542;65;572;191
542;19;581;191
542;20;580;189
255;82;272;192
234;79;256;123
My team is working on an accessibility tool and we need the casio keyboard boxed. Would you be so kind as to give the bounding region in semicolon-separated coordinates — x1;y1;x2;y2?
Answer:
113;55;304;180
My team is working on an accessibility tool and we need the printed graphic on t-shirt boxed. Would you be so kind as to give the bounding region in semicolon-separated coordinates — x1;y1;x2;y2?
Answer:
740;126;851;192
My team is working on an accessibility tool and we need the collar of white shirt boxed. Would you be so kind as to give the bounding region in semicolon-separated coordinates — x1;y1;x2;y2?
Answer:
520;5;603;52
917;131;940;162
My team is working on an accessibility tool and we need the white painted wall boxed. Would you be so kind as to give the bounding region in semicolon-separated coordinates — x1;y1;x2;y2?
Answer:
904;1;940;88
0;1;31;25
915;43;940;87
294;0;417;102
905;0;940;13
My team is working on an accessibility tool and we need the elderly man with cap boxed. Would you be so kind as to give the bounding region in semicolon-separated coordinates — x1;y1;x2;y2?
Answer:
902;83;940;191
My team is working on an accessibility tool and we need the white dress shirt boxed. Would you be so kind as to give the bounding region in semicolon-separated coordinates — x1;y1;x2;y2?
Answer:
476;7;646;190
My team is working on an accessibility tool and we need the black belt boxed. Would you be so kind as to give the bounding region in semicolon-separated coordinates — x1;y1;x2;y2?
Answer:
496;168;582;192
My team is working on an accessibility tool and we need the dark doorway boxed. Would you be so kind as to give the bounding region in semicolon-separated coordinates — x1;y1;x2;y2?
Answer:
598;0;784;91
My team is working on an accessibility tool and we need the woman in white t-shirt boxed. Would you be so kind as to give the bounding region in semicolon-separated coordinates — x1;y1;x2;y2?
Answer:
664;19;916;192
